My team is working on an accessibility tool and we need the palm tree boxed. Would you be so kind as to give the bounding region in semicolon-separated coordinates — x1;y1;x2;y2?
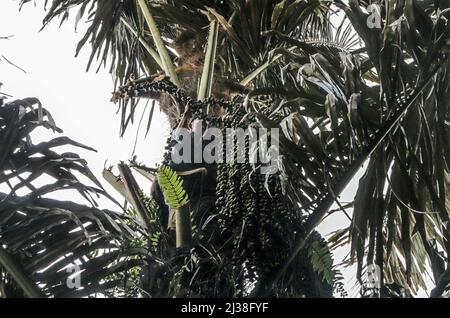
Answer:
4;0;450;297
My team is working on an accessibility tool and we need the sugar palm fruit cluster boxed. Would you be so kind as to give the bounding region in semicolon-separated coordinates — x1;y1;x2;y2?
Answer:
112;77;187;105
113;77;234;126
114;77;303;284
111;77;343;297
113;77;235;163
215;105;300;282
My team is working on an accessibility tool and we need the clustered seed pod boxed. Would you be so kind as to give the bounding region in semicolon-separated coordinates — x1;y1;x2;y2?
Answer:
214;105;301;281
114;77;235;164
115;77;302;285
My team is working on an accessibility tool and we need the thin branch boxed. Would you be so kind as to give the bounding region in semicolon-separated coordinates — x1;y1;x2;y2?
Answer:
198;19;219;103
240;47;294;86
0;91;13;97
137;0;180;87
119;17;163;70
1;55;26;73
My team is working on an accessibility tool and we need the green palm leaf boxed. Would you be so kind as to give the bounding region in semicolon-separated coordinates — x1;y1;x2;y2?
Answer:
157;166;189;209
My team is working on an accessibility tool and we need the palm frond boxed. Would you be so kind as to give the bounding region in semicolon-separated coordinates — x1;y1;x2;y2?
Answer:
0;97;147;297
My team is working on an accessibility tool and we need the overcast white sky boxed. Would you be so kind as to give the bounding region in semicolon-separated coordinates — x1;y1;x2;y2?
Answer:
1;0;433;298
0;1;170;207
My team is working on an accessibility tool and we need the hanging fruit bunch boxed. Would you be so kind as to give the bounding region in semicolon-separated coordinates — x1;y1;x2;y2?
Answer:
112;77;337;297
212;106;300;285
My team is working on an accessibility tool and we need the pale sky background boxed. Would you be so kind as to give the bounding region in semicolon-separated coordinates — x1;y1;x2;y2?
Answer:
0;0;431;297
0;0;170;205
